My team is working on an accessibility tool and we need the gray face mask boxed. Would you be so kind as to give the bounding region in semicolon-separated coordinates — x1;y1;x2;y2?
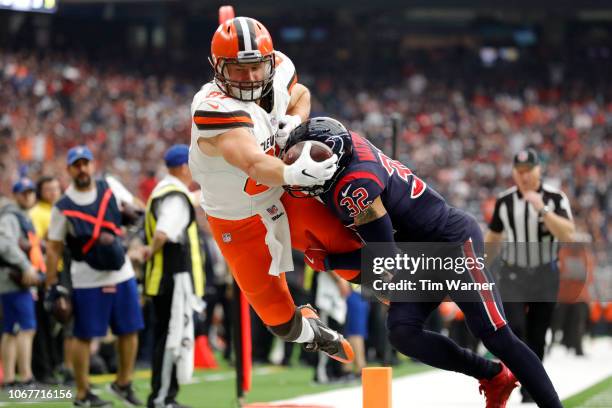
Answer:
212;55;275;102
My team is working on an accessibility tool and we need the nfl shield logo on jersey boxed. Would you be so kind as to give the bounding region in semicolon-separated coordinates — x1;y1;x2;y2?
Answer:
222;233;232;243
265;204;284;221
267;205;279;216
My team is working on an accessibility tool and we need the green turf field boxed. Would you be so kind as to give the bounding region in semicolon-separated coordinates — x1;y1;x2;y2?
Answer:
1;357;608;408
0;357;429;408
562;375;612;408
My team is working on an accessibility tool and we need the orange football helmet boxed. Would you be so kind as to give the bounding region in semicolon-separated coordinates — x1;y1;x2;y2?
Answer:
210;17;275;101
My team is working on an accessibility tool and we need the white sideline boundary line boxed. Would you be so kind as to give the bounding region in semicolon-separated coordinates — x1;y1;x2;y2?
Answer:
273;337;612;408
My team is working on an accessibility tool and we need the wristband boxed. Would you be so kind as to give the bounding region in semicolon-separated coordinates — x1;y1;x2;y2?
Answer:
539;206;551;216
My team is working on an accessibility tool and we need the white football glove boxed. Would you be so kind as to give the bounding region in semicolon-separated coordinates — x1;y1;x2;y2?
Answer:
283;141;338;186
275;114;302;149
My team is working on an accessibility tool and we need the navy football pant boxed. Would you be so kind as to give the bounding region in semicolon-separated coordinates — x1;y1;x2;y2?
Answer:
387;210;562;407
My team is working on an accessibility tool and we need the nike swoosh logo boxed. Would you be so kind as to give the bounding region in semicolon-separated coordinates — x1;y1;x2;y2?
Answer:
341;184;352;197
319;326;339;341
206;102;219;109
301;169;316;178
304;254;315;264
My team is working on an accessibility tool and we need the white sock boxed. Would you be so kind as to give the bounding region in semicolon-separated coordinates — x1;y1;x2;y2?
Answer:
294;316;315;343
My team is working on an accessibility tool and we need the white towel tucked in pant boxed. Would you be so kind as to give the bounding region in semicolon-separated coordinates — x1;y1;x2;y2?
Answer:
165;272;205;384
256;197;294;276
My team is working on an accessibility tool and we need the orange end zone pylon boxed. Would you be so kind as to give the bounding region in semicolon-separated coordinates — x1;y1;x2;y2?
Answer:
363;367;392;408
218;5;235;25
244;405;333;408
193;335;218;369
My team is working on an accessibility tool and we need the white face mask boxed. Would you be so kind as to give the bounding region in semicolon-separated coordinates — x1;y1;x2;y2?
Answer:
227;84;264;101
213;56;275;102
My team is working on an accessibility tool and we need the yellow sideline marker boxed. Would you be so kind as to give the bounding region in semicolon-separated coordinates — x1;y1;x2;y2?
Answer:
362;367;392;408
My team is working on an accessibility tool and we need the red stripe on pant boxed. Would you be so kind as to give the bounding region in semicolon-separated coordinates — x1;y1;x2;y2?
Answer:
463;239;506;330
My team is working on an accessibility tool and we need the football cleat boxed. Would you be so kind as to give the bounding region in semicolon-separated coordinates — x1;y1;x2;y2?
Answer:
478;362;519;408
298;304;354;364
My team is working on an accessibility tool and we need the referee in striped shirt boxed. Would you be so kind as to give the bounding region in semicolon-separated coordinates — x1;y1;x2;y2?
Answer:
485;148;575;403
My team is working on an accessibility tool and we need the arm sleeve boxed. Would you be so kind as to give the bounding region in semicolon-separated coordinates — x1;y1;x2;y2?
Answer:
0;214;31;271
488;198;504;233
154;195;191;243
47;207;68;242
326;176;394;272
327;213;400;280
106;175;135;206
356;213;396;244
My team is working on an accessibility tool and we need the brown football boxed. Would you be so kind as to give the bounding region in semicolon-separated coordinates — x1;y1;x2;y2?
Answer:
282;141;333;165
53;297;73;324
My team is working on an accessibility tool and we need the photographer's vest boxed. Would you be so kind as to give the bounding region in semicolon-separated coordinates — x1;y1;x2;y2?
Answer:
55;180;125;271
144;185;204;297
0;205;46;272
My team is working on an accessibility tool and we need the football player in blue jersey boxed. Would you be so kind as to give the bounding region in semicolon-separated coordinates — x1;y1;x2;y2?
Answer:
282;117;562;408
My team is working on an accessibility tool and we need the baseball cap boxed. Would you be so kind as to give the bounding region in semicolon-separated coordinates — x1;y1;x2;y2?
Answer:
513;148;540;168
164;144;190;167
66;146;93;166
12;178;36;194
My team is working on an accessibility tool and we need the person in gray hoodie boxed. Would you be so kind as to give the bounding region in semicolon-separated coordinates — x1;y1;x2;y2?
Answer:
0;178;43;387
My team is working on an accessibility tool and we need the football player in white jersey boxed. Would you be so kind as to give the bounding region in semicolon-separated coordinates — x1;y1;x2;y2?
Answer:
188;17;363;363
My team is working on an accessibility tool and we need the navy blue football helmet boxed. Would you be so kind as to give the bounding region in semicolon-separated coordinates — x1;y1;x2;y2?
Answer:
281;117;353;197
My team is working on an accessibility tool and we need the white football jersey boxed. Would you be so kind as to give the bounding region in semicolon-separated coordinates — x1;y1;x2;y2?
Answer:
189;51;297;220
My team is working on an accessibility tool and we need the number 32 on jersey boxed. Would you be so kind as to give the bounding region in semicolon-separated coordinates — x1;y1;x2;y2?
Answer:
339;187;371;218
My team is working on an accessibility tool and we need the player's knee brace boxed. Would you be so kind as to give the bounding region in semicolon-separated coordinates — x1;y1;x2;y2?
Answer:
267;308;303;342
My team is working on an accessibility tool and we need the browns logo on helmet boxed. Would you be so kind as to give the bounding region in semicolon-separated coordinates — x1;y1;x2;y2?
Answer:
210;17;275;102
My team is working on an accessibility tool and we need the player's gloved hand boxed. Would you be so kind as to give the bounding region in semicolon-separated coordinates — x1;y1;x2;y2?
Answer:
304;247;329;271
275;114;302;149
283;141;338;186
44;284;70;312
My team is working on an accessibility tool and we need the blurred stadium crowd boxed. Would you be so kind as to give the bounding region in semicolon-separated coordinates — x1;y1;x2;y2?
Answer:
0;37;610;388
1;47;609;241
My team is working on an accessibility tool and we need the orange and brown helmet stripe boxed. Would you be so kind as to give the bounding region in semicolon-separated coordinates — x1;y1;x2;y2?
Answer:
211;17;274;60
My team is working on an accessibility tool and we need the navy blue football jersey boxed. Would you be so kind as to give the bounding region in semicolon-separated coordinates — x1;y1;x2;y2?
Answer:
320;132;455;242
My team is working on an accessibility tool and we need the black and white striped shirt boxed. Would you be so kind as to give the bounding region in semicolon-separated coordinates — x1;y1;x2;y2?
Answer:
489;184;573;268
